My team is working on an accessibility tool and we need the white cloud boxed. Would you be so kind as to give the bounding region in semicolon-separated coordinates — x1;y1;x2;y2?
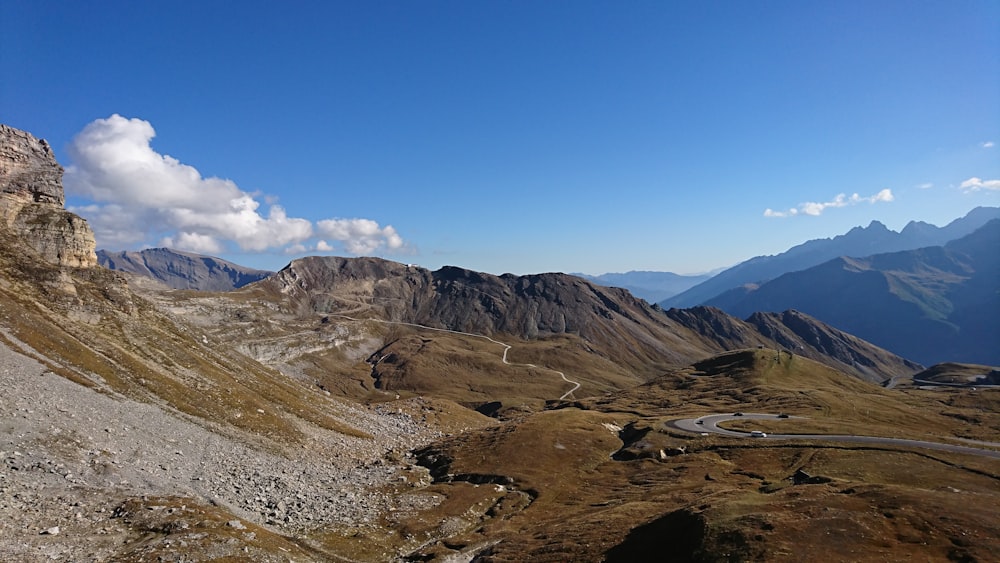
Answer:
960;177;1000;192
917;182;933;189
161;232;225;254
66;202;150;248
316;219;405;254
870;188;894;203
764;188;894;218
982;141;995;148
64;114;404;256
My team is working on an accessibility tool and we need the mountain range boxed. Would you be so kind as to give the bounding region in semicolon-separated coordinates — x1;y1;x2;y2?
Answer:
243;256;919;404
97;247;272;291
99;209;999;367
706;219;1000;366
661;206;1000;309
2;122;999;561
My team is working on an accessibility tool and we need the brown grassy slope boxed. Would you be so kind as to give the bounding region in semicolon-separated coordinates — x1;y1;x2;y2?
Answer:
0;229;370;445
368;329;643;412
596;349;1000;442
407;350;1000;561
911;362;999;385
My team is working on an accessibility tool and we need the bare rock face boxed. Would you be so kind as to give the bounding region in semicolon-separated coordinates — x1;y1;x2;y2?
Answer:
11;205;98;268
0;124;97;268
0;124;64;206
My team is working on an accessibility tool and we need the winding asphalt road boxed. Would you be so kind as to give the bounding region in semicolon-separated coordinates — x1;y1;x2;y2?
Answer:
333;309;992;449
671;413;1000;460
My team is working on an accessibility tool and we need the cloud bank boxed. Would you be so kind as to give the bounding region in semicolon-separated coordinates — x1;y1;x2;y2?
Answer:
764;189;894;218
960;177;1000;192
64;114;404;256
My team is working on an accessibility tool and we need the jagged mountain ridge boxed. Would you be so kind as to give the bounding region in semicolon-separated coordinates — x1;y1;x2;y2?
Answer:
252;255;920;386
97;247;273;291
705;220;1000;366
662;206;1000;308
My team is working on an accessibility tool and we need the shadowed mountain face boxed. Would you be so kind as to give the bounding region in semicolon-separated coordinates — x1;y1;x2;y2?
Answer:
706;220;1000;366
97;248;273;291
662;207;1000;308
667;307;923;383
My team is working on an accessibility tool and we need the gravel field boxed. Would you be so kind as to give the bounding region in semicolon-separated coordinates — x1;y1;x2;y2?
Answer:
0;332;441;562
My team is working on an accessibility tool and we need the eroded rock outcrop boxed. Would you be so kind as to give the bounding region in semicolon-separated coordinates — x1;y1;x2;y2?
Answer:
0;124;97;268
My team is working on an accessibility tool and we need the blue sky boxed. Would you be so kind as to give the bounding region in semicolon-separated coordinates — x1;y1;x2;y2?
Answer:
2;1;998;275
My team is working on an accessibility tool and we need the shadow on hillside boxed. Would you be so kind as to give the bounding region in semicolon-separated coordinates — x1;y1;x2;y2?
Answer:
604;509;706;562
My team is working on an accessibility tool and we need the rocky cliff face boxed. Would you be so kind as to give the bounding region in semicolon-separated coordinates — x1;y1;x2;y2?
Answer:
0;124;64;206
0;124;97;268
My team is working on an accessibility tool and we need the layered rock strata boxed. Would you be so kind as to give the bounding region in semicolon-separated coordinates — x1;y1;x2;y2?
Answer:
0;124;97;268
